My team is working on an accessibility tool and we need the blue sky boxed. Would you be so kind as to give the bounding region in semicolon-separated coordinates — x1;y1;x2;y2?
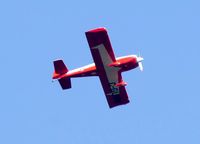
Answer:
0;0;200;144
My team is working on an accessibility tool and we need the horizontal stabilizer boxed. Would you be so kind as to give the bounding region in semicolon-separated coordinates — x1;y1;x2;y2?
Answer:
58;77;71;90
54;60;68;74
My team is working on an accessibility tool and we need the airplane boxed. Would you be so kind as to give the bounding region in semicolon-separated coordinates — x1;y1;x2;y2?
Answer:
52;27;144;108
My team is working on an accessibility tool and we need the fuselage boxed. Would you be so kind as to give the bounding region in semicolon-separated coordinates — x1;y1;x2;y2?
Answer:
55;55;142;79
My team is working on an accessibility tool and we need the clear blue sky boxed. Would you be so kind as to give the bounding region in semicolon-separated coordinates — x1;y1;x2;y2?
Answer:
0;0;200;144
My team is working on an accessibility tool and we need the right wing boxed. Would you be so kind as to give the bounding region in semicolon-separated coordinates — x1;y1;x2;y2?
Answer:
85;28;129;108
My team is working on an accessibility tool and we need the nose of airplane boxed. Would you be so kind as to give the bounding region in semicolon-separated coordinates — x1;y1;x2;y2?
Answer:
136;56;144;62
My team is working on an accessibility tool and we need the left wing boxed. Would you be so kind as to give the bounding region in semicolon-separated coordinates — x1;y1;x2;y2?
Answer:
85;28;129;108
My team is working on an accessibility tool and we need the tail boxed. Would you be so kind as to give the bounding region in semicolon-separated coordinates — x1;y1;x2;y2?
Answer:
52;59;72;90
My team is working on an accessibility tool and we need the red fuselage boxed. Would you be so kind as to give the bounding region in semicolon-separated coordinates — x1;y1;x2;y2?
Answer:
53;55;139;79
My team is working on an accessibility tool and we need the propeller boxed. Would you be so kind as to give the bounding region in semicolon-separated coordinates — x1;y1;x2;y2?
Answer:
136;53;144;71
138;61;143;71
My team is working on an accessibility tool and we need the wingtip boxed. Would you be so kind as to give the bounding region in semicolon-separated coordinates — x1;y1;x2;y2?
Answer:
86;27;107;33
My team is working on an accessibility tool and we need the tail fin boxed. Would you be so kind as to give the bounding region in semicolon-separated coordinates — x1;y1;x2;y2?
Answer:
53;60;68;79
58;77;71;89
54;59;68;74
52;59;72;89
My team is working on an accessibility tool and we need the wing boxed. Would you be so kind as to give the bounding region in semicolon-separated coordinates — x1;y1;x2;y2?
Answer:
85;28;129;108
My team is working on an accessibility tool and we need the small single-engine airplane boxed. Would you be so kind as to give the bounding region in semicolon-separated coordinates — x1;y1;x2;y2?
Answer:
52;27;143;108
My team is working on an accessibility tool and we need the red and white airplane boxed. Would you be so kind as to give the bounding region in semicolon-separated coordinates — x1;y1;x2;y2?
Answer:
52;28;144;108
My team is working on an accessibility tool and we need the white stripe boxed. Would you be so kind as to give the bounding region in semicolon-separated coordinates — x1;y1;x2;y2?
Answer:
67;63;95;75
